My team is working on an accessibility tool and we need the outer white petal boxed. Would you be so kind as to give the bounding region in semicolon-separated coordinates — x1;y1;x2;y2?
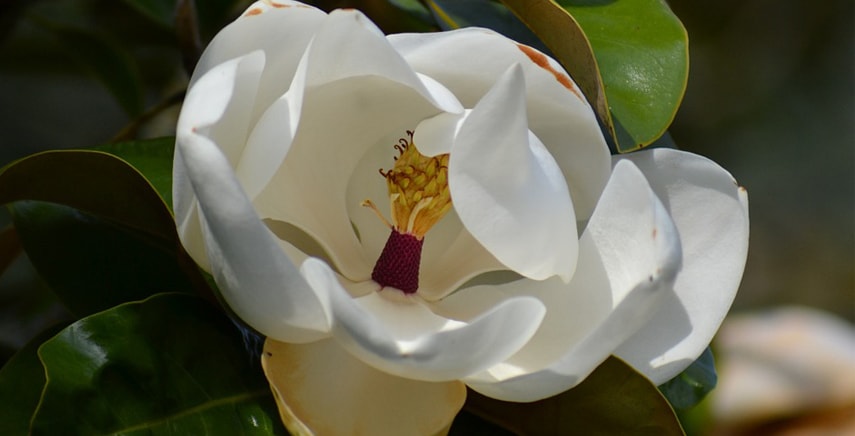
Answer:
447;65;577;281
300;258;545;382
190;1;326;126
389;28;611;220
463;160;682;402
252;8;462;281
176;126;331;343
614;148;750;384
262;338;466;436
174;51;265;271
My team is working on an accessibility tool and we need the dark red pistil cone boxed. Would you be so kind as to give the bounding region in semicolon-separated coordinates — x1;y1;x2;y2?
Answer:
371;228;424;294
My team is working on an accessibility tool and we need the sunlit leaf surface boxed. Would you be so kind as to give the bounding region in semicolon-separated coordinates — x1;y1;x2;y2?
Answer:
30;293;285;435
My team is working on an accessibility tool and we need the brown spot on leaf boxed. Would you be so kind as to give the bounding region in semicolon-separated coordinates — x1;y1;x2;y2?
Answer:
244;8;263;16
517;44;583;101
652;228;658;239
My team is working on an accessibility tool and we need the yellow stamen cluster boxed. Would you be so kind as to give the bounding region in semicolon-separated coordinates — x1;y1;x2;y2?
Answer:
379;131;452;239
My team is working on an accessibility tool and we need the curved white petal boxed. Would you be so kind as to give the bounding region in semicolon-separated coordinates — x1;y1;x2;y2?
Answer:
463;160;682;402
413;110;465;157
174;51;265;270
448;65;577;281
175;129;330;343
190;1;326;126
614;148;750;384
252;8;462;282
262;338;466;436
389;28;611;220
300;258;545;382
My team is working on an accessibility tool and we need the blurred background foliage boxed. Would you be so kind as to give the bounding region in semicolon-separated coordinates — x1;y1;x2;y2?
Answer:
0;0;852;431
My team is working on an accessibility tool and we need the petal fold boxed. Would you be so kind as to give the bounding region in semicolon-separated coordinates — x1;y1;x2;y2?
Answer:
463;160;682;402
389;28;611;219
174;51;265;270
252;7;462;281
300;258;546;382
175;129;331;343
614;148;750;384
447;64;577;281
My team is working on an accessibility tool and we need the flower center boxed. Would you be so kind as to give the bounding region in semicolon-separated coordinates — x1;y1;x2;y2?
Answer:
363;131;451;293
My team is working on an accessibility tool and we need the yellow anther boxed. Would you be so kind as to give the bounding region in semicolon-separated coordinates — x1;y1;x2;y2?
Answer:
372;131;452;239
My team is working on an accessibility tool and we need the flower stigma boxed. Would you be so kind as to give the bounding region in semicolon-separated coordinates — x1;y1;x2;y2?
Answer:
362;131;452;294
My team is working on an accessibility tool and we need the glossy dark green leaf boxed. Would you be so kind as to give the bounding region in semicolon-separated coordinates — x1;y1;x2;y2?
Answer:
41;23;144;117
0;150;211;316
658;347;717;411
463;356;684;435
0;150;171;238
0;323;69;436
30;293;285;435
9;201;199;317
95;137;176;209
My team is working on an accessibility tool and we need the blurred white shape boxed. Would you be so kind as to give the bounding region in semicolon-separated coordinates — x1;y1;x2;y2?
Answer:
712;306;855;426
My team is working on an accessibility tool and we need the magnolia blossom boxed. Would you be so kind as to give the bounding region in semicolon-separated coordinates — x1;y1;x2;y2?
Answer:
173;1;749;433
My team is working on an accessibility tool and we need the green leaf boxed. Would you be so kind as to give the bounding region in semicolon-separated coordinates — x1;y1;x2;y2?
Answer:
463;356;684;435
0;150;211;316
658;347;718;411
501;0;688;152
120;0;178;28
424;0;548;51
0;150;172;235
558;0;688;151
0;323;69;436
0;224;22;277
30;293;285;435
9;201;199;317
39;22;145;117
95;137;176;210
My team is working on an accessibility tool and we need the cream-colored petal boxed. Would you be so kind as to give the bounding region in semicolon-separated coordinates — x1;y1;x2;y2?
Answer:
262;338;465;436
614;148;750;384
389;28;611;220
463;160;682;402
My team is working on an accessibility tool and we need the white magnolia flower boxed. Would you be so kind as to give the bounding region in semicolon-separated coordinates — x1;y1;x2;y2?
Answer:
173;1;749;433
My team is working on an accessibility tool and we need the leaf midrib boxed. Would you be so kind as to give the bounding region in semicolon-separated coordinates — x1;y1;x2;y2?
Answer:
102;389;271;435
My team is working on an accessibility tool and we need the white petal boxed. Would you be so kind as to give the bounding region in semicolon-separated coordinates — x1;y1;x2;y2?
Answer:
174;51;265;270
191;2;326;126
300;258;546;382
449;65;578;281
253;9;461;281
389;28;611;219
463;160;682;402
262;338;466;436
175;130;330;343
412;110;466;157
614;148;750;384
